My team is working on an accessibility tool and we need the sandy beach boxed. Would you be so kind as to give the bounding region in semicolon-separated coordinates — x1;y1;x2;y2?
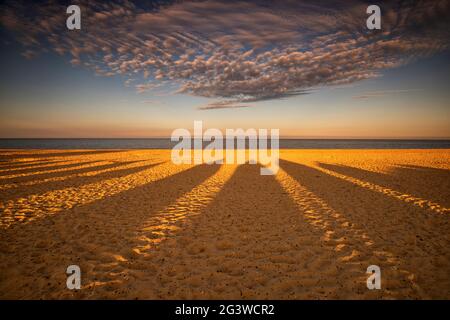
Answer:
0;149;449;299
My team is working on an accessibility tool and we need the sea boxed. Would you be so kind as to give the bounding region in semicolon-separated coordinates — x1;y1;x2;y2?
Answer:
0;139;449;149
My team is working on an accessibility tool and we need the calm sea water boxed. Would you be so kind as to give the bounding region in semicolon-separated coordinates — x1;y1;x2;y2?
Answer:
0;139;449;149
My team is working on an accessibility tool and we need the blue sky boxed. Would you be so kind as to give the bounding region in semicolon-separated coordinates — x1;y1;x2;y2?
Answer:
0;0;449;138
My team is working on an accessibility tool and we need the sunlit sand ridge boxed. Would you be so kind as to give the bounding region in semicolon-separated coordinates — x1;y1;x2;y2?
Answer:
0;149;449;299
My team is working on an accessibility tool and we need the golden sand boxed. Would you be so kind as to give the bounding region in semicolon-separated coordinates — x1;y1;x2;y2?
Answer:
0;149;449;299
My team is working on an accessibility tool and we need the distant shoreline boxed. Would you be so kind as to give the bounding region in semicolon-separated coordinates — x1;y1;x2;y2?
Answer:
0;138;449;150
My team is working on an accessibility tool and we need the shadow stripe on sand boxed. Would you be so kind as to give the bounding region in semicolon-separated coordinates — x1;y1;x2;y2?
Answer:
275;162;424;299
0;160;107;182
0;161;194;228
0;160;164;203
278;158;450;298
0;163;222;299
311;161;449;214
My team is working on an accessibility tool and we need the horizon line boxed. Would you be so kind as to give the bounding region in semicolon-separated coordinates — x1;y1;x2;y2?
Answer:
1;137;450;141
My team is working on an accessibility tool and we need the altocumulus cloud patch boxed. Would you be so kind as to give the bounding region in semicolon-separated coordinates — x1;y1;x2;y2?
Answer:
1;0;449;109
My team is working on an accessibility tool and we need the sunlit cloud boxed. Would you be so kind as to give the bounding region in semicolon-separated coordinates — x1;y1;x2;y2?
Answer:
352;89;423;100
197;103;252;110
1;0;449;109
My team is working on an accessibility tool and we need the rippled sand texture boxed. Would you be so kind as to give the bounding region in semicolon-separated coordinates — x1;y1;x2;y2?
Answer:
0;149;449;299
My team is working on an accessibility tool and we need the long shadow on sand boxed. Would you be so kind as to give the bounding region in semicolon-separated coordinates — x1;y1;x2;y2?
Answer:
0;161;163;202
123;164;351;299
2;162;449;299
77;164;413;299
0;163;221;299
0;159;65;171
0;150;126;160
0;161;129;185
280;159;450;298
317;162;450;208
0;160;103;178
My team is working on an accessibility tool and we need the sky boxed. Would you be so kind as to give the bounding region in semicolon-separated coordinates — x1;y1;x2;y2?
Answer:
0;0;449;139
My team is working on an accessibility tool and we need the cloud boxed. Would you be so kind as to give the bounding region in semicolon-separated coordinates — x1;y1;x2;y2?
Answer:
198;104;252;110
197;89;312;109
141;99;166;105
352;89;423;100
1;0;449;109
